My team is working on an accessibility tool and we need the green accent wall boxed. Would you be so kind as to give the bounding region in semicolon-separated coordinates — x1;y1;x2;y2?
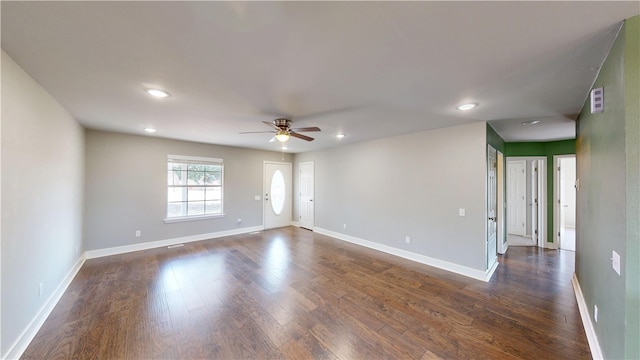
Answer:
576;16;639;360
623;15;639;360
504;139;576;244
486;123;505;153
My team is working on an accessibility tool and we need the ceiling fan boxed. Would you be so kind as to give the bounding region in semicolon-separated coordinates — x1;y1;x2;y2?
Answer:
240;118;321;142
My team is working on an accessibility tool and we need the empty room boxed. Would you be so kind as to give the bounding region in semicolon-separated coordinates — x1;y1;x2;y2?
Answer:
1;2;639;359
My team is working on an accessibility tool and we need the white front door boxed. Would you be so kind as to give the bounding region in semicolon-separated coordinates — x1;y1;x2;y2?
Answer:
487;145;498;269
264;162;292;229
507;160;527;236
299;162;315;230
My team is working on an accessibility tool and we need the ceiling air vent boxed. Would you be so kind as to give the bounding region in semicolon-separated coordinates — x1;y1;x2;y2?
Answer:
590;87;604;113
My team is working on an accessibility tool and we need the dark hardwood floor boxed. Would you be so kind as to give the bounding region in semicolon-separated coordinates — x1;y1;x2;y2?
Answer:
22;227;590;359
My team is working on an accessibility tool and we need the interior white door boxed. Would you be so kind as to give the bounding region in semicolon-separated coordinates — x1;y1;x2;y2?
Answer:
531;161;539;244
507;160;527;236
299;162;314;230
487;146;498;269
264;162;292;229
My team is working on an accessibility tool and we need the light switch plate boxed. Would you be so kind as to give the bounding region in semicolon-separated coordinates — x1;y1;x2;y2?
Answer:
612;250;621;276
459;208;466;216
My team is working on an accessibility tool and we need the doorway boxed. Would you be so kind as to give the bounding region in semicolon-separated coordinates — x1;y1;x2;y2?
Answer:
554;156;576;251
506;157;546;247
264;162;292;229
299;161;315;230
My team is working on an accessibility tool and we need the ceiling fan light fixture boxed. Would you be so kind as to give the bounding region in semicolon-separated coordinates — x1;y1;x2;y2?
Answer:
145;88;170;98
275;130;290;142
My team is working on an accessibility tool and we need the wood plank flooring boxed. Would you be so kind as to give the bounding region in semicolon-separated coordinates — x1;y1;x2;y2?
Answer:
22;227;591;359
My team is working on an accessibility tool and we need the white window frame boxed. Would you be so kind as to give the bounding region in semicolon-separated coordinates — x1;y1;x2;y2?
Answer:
164;155;224;223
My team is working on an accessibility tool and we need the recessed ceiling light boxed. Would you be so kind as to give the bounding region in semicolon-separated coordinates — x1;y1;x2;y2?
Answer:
281;146;288;150
144;128;157;133
336;133;345;139
145;88;170;98
456;103;478;111
521;120;540;126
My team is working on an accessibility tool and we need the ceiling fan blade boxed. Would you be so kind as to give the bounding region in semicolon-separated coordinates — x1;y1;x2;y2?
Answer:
262;121;280;130
269;136;276;143
290;131;314;142
239;130;276;134
290;126;321;132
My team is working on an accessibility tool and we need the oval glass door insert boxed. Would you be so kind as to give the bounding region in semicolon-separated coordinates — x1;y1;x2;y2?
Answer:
271;170;285;215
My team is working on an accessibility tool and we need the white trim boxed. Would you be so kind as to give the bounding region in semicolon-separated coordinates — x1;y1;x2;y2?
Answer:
3;255;86;360
314;227;497;282
85;226;263;259
167;154;223;163
291;221;301;227
164;213;225;223
572;274;603;360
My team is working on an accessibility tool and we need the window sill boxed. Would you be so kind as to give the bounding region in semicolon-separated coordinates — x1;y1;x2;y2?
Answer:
164;214;225;223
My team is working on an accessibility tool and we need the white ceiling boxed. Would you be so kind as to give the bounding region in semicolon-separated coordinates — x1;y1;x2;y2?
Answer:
2;2;638;153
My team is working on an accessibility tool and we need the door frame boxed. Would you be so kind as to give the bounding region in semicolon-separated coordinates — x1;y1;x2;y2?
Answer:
505;156;547;247
553;154;576;250
487;145;498;270
298;161;315;230
263;161;292;229
497;150;507;254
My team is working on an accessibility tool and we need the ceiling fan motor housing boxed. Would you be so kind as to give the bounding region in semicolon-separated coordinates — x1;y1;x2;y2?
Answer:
274;118;291;129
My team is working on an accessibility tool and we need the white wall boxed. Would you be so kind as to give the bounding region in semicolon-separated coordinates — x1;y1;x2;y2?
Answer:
1;50;85;357
84;130;292;252
293;121;488;272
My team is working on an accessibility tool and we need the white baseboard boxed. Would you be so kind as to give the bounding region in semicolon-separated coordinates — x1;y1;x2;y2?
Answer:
3;255;86;360
85;225;264;259
314;227;496;282
572;274;603;360
291;221;300;227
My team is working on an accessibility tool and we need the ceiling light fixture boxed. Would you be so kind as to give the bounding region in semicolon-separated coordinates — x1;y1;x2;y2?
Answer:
521;120;541;126
336;133;345;139
145;88;170;98
281;146;288;150
275;129;290;142
144;128;157;133
456;103;478;111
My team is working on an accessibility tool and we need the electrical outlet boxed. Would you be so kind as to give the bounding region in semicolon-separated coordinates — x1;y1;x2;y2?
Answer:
594;305;598;322
343;224;347;229
237;218;242;224
135;230;141;237
405;236;411;244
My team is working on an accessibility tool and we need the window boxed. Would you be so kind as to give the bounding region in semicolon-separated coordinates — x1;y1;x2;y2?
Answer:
166;155;223;221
